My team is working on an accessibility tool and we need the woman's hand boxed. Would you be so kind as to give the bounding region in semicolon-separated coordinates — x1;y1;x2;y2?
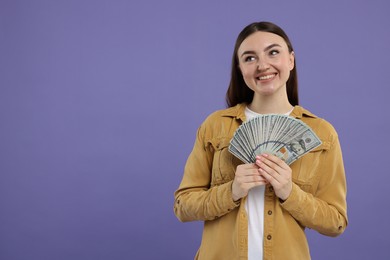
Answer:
232;163;268;201
256;154;292;201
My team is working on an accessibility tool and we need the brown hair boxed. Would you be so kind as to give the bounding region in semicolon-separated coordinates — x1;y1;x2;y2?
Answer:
225;21;299;107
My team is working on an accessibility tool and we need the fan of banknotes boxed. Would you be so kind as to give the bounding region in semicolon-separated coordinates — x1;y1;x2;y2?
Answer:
228;114;322;165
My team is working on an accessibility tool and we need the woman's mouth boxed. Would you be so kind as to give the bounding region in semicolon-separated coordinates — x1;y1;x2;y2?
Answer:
256;73;276;81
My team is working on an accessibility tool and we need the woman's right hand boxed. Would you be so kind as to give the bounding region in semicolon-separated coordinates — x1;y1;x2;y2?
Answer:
231;163;268;201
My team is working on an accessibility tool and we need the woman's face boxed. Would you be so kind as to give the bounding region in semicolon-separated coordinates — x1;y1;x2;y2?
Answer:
238;31;294;98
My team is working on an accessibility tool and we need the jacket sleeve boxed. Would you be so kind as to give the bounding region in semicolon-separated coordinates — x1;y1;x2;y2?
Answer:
280;129;348;237
173;123;240;222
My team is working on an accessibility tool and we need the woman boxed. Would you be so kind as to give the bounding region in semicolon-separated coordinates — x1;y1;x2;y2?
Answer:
174;21;348;260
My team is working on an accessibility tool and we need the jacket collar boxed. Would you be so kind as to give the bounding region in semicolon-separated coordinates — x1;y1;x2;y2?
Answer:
290;105;317;119
220;103;247;121
220;103;317;120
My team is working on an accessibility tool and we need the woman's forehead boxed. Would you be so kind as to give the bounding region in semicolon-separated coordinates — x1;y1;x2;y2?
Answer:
239;31;288;52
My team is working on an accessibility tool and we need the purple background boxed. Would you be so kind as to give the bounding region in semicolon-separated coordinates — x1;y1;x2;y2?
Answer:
1;0;389;259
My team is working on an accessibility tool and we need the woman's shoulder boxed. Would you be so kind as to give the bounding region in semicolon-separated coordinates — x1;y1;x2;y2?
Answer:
197;104;245;139
295;106;339;143
202;104;245;126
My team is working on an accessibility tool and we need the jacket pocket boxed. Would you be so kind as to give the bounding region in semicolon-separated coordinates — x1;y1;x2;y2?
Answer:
291;142;330;191
209;138;241;187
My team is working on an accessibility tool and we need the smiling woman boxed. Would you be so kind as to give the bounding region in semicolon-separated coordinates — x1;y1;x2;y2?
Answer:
238;31;295;113
174;21;348;260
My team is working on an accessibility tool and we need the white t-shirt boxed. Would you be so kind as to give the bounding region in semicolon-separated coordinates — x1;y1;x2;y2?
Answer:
244;106;293;260
244;107;266;260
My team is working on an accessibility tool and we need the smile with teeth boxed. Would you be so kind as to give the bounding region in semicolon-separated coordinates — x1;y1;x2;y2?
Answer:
257;74;276;80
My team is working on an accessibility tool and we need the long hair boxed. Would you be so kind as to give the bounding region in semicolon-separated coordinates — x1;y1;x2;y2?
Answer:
225;21;299;107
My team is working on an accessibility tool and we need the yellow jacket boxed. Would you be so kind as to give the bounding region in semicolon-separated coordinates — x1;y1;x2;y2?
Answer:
174;103;348;260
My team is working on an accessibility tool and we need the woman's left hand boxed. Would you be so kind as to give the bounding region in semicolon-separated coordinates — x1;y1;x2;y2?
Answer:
255;154;292;201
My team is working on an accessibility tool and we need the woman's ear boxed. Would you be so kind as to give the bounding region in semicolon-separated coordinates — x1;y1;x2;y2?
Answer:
289;51;295;71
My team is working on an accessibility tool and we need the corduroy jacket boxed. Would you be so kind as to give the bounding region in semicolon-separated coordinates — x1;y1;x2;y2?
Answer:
174;103;348;260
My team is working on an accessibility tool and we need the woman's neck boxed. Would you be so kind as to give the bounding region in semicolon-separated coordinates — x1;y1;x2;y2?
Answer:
248;94;293;114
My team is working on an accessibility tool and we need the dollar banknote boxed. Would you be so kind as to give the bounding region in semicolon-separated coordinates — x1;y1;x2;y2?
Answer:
228;114;322;165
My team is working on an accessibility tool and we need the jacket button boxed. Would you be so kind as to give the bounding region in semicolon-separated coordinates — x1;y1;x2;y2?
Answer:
268;210;272;215
267;235;272;240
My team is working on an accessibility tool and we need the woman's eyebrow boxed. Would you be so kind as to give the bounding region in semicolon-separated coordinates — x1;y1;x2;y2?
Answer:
264;43;282;51
240;50;256;57
240;43;282;57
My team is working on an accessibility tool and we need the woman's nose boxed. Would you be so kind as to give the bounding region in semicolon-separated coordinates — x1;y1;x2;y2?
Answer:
257;59;270;70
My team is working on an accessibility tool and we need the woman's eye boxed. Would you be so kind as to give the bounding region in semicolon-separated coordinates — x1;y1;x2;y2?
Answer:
269;50;279;56
244;56;256;62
